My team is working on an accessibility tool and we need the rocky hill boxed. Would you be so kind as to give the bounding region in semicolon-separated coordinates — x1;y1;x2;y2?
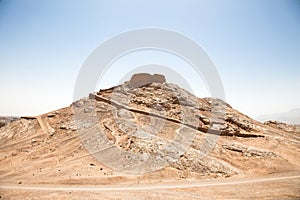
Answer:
0;74;299;185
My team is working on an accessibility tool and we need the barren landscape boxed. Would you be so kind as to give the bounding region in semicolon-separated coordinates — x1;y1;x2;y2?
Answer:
0;74;299;199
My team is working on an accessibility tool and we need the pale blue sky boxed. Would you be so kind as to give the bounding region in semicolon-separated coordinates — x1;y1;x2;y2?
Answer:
0;0;299;118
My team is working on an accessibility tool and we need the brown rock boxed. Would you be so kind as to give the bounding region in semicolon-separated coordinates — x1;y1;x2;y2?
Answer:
127;73;166;88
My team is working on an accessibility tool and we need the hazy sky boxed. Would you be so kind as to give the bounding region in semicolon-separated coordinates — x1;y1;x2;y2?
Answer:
0;0;299;118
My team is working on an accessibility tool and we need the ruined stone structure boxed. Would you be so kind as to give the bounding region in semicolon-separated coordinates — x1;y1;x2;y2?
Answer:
126;73;166;88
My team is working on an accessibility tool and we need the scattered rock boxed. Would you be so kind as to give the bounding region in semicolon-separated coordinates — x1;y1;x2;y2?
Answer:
47;113;56;118
60;125;67;130
69;125;77;131
31;139;38;144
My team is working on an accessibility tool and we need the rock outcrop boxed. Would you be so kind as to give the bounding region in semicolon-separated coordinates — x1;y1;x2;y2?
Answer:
264;120;300;133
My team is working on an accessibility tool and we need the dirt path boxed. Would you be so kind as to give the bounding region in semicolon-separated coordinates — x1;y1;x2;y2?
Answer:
1;174;299;191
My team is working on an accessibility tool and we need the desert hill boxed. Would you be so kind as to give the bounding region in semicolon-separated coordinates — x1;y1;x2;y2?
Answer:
0;73;299;186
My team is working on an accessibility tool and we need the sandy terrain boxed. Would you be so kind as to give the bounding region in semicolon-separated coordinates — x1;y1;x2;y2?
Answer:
1;172;299;199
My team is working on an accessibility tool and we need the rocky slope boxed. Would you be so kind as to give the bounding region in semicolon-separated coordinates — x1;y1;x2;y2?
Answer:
0;74;299;185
